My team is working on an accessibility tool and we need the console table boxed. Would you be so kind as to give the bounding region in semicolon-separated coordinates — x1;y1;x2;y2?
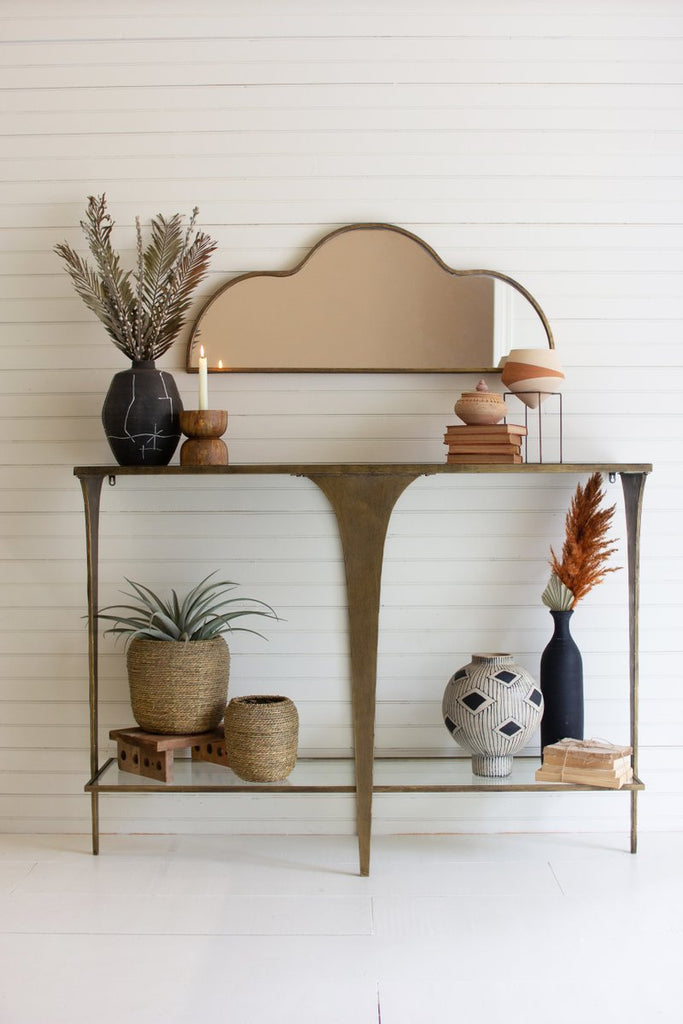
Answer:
75;462;650;874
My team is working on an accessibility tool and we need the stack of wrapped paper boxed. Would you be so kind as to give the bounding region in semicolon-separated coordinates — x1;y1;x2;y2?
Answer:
535;738;633;789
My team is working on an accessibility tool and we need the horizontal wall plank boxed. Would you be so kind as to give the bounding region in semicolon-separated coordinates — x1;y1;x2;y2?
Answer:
5;55;683;88
2;4;682;41
6;130;683;164
2;198;682;232
7;35;683;67
3;103;682;137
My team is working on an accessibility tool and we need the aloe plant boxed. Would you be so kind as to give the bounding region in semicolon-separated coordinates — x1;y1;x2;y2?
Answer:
97;573;278;643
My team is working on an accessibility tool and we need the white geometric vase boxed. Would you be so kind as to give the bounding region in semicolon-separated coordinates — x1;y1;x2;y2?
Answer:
442;653;543;776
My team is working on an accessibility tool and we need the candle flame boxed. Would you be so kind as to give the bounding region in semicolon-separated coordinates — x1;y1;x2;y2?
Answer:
200;345;205;358
218;359;223;369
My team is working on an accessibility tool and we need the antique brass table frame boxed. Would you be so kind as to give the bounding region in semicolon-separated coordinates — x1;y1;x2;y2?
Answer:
75;463;650;875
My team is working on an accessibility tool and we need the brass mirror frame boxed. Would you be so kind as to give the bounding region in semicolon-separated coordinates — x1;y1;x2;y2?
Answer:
186;223;554;373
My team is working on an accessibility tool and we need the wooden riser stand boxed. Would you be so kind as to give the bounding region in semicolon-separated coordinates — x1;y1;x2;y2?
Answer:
110;727;229;783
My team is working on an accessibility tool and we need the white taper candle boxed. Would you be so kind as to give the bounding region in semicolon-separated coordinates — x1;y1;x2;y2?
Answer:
198;345;208;410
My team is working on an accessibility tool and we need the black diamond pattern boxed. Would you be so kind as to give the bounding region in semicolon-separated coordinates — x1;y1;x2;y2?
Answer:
527;688;543;707
495;670;517;684
453;669;468;681
461;691;488;712
498;719;523;737
444;715;459;735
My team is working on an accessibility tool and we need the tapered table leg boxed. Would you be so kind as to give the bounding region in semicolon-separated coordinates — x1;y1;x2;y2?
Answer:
308;472;420;876
80;473;105;855
620;471;647;854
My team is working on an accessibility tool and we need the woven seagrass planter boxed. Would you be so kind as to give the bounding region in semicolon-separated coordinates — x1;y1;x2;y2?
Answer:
225;695;299;782
126;636;230;735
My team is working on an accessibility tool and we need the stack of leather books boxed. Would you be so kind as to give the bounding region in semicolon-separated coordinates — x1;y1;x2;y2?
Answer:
443;423;527;464
535;738;633;789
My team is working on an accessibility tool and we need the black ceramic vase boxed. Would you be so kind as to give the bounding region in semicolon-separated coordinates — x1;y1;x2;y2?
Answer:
101;360;183;466
539;609;584;748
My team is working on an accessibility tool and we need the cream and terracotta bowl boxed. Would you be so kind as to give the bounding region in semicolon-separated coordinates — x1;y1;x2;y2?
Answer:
500;348;564;408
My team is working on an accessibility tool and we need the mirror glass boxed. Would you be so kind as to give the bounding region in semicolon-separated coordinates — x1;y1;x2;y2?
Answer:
187;224;553;373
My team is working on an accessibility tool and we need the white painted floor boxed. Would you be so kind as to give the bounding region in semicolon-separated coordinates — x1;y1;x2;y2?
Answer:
0;831;681;1023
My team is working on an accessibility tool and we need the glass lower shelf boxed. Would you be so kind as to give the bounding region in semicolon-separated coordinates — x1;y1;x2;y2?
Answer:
86;755;644;794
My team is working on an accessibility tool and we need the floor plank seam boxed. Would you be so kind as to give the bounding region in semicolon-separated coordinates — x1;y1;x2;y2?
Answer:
548;859;566;895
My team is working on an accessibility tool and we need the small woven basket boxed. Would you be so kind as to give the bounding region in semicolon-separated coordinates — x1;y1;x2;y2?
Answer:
225;695;299;782
127;636;230;735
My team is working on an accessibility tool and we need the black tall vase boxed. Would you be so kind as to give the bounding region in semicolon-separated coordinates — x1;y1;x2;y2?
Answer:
101;360;183;466
539;609;584;749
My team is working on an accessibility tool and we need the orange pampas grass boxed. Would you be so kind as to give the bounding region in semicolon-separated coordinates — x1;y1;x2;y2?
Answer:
547;472;620;608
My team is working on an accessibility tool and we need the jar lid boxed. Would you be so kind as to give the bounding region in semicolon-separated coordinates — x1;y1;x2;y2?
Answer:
458;378;505;402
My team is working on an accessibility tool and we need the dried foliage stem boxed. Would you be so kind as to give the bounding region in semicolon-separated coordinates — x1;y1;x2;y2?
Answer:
549;472;620;607
54;194;216;363
135;215;144;358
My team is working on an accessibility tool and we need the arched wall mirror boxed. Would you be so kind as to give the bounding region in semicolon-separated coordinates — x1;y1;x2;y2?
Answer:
186;223;554;374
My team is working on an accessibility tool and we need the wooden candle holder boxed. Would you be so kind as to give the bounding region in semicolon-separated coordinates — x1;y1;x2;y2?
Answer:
179;409;229;466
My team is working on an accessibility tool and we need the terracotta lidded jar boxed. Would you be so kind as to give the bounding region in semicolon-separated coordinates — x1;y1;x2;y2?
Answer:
454;379;507;426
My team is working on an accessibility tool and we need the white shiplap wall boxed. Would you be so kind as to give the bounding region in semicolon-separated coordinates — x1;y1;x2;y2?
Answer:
1;0;681;839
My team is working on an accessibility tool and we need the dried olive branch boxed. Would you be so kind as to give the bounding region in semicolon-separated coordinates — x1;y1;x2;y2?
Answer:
54;194;216;362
